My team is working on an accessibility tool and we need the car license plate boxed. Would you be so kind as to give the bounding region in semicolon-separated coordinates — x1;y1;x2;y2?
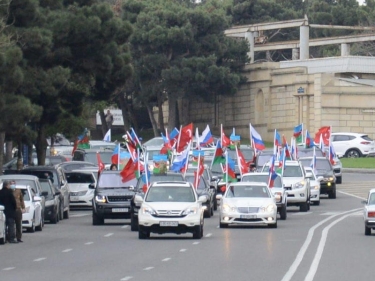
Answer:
160;221;178;227
112;208;128;213
70;196;79;201
240;214;256;219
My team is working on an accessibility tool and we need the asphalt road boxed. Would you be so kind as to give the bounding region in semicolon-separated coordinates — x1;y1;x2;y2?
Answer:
1;171;374;281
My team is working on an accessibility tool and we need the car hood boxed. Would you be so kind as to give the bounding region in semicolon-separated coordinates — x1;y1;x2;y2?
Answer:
69;183;91;192
315;169;334;177
222;197;274;207
143;202;197;211
282;177;304;186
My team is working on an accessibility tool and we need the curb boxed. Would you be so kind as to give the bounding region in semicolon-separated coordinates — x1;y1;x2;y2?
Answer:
342;168;375;174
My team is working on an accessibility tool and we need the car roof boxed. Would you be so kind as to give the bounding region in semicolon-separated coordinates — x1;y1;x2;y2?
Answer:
0;174;39;180
22;166;58;171
228;182;268;187
151;181;191;187
242;172;269;177
331;132;367;136
69;169;97;174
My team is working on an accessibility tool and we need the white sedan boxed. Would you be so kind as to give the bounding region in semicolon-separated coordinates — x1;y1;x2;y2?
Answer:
18;185;43;233
66;170;97;207
304;167;321;206
0;205;5;244
363;188;375;236
217;182;277;228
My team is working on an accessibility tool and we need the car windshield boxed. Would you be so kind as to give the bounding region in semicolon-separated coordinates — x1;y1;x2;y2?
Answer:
66;172;95;184
242;174;282;187
227;149;254;161
135;174;184;190
21;170;59;186
297;148;324;158
40;181;53;195
368;193;375;205
257;154;273;167
283;166;303;177
226;185;270;198
86;152;113;164
299;159;331;171
143;138;164;147
184;175;206;190
145;185;195;202
11;180;37;194
98;173;136;188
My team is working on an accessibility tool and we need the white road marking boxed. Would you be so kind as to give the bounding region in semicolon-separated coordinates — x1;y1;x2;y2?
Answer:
281;208;361;281
34;258;46;262
179;249;187;252
304;212;354;281
350;212;362;216
205;233;212;237
69;214;90;217
162;258;171;262
2;267;15;271
192;242;200;245
121;225;129;229
62;249;72;253
85;242;94;245
120;276;133;281
338;190;366;200
320;212;342;216
104;233;114;237
143;267;154;271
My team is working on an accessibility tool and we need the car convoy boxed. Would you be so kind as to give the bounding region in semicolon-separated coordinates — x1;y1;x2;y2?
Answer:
0;130;373;242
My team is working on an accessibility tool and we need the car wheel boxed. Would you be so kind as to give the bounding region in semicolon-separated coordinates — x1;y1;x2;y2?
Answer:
27;223;35;233
314;200;320;206
345;149;361;158
219;219;228;228
92;212;104;225
213;195;218;211
300;200;308;212
138;227;150;239
210;205;214;216
329;189;336;199
336;176;342;184
130;213;138;232
193;224;202;239
268;221;277;228
51;213;58;224
0;224;5;245
63;207;70;219
279;205;287;220
307;201;310;211
365;226;371;236
59;202;64;221
204;204;211;218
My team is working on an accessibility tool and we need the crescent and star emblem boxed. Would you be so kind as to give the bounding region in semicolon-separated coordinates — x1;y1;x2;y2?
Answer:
186;129;192;138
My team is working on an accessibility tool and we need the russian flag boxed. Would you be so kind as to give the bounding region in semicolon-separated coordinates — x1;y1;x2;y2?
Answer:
170;144;190;172
329;144;336;165
250;124;265;151
199;125;213;145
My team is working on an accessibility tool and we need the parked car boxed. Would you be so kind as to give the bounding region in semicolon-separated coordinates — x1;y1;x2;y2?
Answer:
331;132;375;158
91;170;137;225
135;181;206;239
217;182;277;228
299;157;336;199
56;161;98;172
20;166;71;219
66;169;97;208
241;172;287;220
0;204;5;244
18;185;43;232
363;188;375;236
0;175;46;225
39;179;60;223
184;173;215;218
304;167;321;205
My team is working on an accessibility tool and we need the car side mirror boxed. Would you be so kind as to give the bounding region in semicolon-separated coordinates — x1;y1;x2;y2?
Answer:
41;191;48;197
61;180;65;186
33;196;42;202
198;195;208;203
88;183;95;189
306;172;313;178
317;176;324;181
362;200;368;204
134;194;144;204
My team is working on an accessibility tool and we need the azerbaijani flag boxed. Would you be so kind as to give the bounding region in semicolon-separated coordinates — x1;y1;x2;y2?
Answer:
211;141;225;166
153;154;168;174
293;124;303;144
276;148;285;175
250;124;265;151
72;129;90;155
268;155;278;188
282;135;292;160
192;150;205;166
305;130;314;148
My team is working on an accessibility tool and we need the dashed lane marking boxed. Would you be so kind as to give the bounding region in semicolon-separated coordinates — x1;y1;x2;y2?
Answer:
143;267;154;271
192;242;200;245
121;225;129;229
120;276;133;281
292;212;313;216
162;258;171;262
62;249;72;253
85;242;93;245
34;258;46;262
104;233;114;237
205;233;212;237
2;267;15;271
179;249;187;252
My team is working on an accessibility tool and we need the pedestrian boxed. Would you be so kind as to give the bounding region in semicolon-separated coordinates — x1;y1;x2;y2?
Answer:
0;180;18;243
105;110;114;130
110;164;117;171
11;180;26;242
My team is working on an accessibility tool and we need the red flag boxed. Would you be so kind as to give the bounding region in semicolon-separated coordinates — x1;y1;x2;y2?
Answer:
193;157;204;189
97;152;105;175
177;123;193;152
120;158;137;182
221;131;230;148
314;126;331;146
237;149;249;175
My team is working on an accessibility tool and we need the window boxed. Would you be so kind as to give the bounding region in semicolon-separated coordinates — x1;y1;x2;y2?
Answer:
333;135;350;142
146;186;195;202
66;173;95;184
226;185;269;198
283;166;303;177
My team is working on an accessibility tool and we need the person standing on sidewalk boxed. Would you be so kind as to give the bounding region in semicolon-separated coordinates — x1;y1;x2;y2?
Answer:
11;180;25;242
0;181;18;243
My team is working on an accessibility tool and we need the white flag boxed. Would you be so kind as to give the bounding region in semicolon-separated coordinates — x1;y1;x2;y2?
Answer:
103;129;111;142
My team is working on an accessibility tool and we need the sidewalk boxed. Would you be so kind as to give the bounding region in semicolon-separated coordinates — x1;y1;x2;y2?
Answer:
343;168;375;174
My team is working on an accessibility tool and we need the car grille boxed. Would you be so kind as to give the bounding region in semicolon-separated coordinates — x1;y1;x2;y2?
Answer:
70;191;87;196
106;196;133;202
152;210;185;218
238;207;259;213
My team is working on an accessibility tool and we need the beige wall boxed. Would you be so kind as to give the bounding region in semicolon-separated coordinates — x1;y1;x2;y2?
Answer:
154;62;375;142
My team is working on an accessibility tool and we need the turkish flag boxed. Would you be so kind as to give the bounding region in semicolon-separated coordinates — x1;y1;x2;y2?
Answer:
314;126;331;146
120;158;136;182
176;123;193;152
221;131;230;147
97;152;105;175
237;149;249;174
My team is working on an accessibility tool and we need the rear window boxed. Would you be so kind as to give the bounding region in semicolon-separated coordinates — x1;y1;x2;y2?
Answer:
283;166;303;177
66;172;95;184
362;135;373;141
242;174;282;187
20;170;59;186
135;174;184;190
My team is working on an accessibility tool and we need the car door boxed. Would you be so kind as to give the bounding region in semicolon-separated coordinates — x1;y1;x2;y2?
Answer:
332;135;349;157
57;168;70;210
35;180;46;218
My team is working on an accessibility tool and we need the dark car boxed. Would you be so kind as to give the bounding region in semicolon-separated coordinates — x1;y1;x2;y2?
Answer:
56;161;98;172
39;179;61;224
3;155;68;175
20;166;71;219
90;170;137;225
184;173;215;218
72;149;113;169
130;172;185;231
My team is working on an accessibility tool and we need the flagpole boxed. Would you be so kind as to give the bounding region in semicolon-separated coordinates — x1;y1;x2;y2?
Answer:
226;150;229;189
273;129;277;155
220;124;223;146
195;127;200;150
249;123;255;153
183;142;191;178
145;152;149;187
302;123;304;144
177;125;182;152
235;145;242;178
195;152;201;189
117;143;120;170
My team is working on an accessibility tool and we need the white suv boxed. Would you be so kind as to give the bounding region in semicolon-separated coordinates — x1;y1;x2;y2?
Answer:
262;160;310;212
135;181;206;239
331;132;375;158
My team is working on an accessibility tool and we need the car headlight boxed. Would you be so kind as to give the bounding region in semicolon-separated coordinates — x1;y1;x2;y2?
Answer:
314;185;320;190
323;177;334;182
260;204;275;213
182;207;198;215
294;180;305;189
274;192;282;203
222;204;236;213
95;195;106;203
142;206;156;215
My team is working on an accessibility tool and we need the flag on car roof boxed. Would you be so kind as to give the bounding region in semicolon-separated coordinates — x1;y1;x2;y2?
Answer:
120;157;137;182
193;152;204;189
72;128;90;155
199;124;214;146
111;144;131;168
220;124;231;148
268;155;278;188
211;140;225;167
130;128;143;150
305;130;314;149
282;135;292;160
310;147;317;172
250;124;265;152
97;152;105;176
274;129;282;154
276;148;285;175
329;144;336;165
222;159;237;183
170;143;191;172
176;123;193;153
236;146;249;176
153;154;168;174
169;127;179;147
314;126;331;146
103;129;111;142
293;124;303;144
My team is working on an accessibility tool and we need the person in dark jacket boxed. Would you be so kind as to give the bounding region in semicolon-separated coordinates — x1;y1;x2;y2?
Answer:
0;180;18;243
